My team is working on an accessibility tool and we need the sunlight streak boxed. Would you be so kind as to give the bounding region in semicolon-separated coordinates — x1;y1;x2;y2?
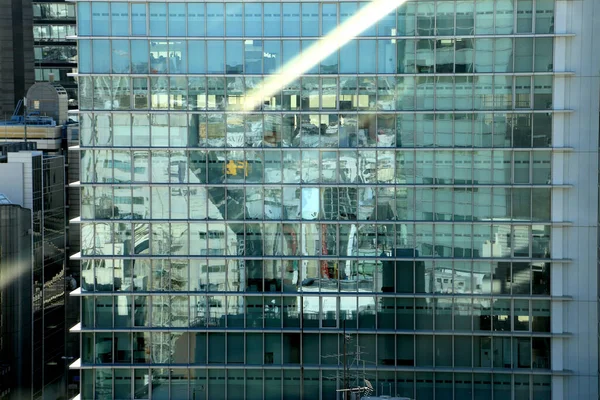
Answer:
243;0;407;111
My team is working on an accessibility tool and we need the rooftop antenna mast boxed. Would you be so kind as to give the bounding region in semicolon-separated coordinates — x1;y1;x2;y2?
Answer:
323;320;374;400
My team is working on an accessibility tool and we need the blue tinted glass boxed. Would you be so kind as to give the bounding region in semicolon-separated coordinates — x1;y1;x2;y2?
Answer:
149;41;168;73
79;39;91;72
169;41;186;73
340;2;357;24
339;40;357;73
359;2;376;36
149;3;167;36
378;39;396;73
206;4;224;36
282;4;300;37
188;41;206;73
226;41;243;74
92;39;110;73
282;40;300;64
187;4;205;36
112;40;130;73
131;40;149;73
111;3;129;36
78;3;91;36
92;3;109;36
131;4;147;36
378;9;396;36
322;3;337;35
302;3;319;36
264;41;281;74
226;3;243;36
244;4;262;36
168;3;186;36
397;2;415;36
244;40;262;74
359;40;376;73
264;4;281;37
321;47;338;74
302;40;318;73
207;41;224;73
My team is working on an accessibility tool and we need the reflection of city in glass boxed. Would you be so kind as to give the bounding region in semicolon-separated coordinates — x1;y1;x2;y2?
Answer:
76;1;561;399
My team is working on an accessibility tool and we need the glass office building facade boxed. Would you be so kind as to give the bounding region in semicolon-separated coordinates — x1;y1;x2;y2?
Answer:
74;0;589;399
33;1;78;107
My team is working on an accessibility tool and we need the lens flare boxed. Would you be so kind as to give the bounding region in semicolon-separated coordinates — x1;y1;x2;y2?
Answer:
242;0;408;111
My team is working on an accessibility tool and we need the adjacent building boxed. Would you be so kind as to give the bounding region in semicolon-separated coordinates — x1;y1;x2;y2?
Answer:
32;1;78;108
0;191;34;400
73;0;600;399
0;142;67;400
0;81;81;398
0;0;35;118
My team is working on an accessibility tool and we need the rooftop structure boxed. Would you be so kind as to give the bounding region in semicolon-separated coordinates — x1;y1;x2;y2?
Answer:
0;82;75;151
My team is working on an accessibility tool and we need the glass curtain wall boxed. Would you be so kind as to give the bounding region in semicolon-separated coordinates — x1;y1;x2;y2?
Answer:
78;1;556;399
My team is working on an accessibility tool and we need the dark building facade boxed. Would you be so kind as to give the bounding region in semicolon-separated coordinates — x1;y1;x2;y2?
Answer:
0;143;67;400
0;0;35;117
0;198;34;400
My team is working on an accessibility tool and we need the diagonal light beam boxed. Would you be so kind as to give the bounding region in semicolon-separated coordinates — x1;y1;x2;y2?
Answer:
243;0;408;111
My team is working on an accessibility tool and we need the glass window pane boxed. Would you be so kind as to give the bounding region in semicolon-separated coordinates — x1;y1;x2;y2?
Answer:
245;3;262;36
188;41;205;73
397;2;416;36
264;3;281;37
302;3;318;36
322;3;337;35
111;40;130;73
535;38;553;72
169;41;186;73
517;0;533;33
339;41;357;74
149;41;168;74
79;39;91;73
397;39;416;73
320;44;338;74
78;2;91;36
226;3;243;37
302;40;318;74
264;41;281;74
111;3;129;36
475;0;494;34
168;3;186;36
92;2;109;36
149;3;167;36
207;41;224;73
187;4;205;36
93;39;110;73
496;0;514;34
283;3;300;37
536;0;554;34
244;40;262;74
207;4;224;37
130;40;148;73
226;40;243;74
378;39;396;73
359;40;376;73
378;9;396;36
515;38;533;72
358;2;376;36
131;4;147;36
